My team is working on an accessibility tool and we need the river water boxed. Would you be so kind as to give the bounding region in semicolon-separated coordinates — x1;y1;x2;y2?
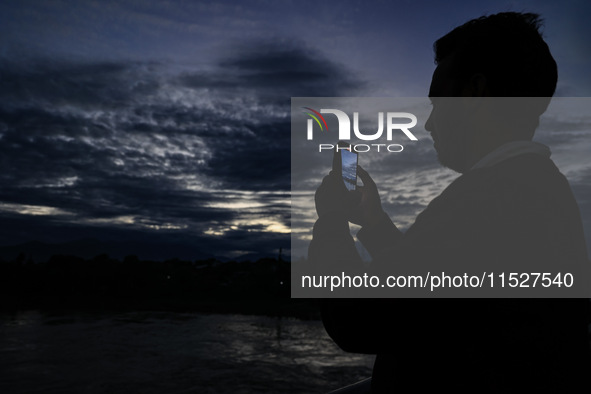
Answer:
0;311;374;393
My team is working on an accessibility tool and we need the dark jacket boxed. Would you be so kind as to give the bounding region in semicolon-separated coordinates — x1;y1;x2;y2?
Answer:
310;153;590;392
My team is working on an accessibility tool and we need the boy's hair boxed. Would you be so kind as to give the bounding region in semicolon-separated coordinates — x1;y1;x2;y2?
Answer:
434;12;557;97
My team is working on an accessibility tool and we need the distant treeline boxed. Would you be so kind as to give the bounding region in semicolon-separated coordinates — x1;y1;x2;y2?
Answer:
0;253;320;319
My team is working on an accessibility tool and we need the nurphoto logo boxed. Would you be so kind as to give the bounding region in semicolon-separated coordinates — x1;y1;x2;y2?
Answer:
302;107;418;152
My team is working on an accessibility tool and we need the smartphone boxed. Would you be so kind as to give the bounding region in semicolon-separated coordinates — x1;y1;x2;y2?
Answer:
340;148;358;191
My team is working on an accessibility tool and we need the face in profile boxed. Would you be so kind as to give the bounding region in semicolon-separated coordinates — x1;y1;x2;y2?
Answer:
425;57;471;173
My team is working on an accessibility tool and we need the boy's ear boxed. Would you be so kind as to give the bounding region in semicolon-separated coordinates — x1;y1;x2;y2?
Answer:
465;73;489;97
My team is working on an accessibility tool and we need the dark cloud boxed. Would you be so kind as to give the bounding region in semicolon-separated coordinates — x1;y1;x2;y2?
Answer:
0;41;356;258
200;121;291;191
0;59;161;110
178;42;364;100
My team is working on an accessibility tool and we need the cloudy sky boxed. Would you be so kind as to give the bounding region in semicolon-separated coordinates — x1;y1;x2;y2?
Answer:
0;0;590;261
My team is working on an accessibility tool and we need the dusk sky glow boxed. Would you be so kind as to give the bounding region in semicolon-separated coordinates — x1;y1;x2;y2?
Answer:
1;0;590;261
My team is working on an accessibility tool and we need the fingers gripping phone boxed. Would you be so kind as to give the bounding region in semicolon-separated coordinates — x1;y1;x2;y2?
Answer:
333;142;358;191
